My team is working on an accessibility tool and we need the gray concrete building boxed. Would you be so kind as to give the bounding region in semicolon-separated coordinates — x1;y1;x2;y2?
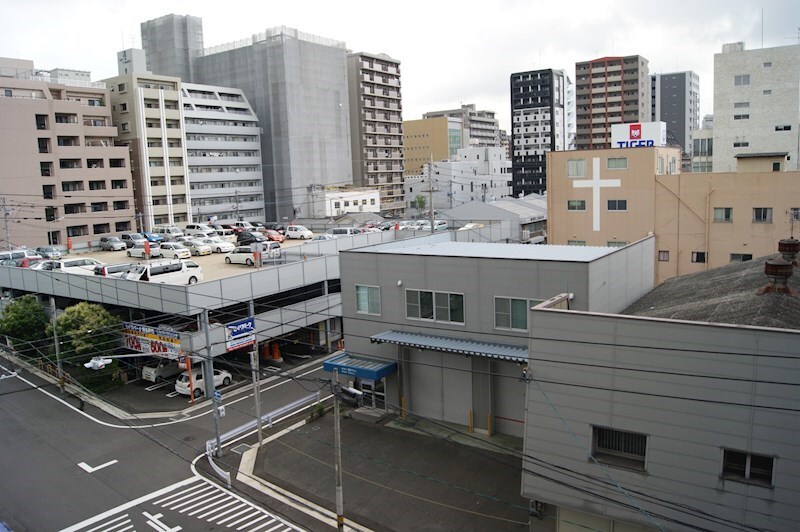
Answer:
651;70;700;156
182;83;264;223
0;57;135;249
337;237;655;437
140;14;204;83
712;42;800;172
347;52;404;218
523;257;800;531
141;15;353;222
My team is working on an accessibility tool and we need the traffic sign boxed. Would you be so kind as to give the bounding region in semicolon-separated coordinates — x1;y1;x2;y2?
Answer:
213;390;222;401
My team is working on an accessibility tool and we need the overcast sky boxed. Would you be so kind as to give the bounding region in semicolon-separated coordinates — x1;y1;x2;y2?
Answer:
2;0;797;131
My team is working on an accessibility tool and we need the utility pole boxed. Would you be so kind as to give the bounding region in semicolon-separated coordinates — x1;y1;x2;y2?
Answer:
233;190;241;221
50;295;64;393
333;368;345;531
202;309;223;457
249;300;263;448
427;157;436;233
1;197;11;250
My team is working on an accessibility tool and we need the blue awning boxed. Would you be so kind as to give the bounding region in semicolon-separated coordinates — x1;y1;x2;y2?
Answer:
370;330;528;362
323;352;398;381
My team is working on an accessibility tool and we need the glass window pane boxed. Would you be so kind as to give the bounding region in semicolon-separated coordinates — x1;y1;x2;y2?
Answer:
406;290;420;318
495;298;511;328
510;299;528;330
435;292;449;321
449;294;464;323
420;291;434;319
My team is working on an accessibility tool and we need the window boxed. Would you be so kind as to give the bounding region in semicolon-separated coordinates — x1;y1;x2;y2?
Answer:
692;252;706;263
567;159;586;177
607;157;627;170
567;200;586;211
121;123;129;132
406;290;464;324
567;240;586;246
753;207;773;223
733;114;749;120
791;207;800;221
773;162;781;172
731;254;753;262
495;297;532;331
88;180;106;190
763;62;772;68
607;241;627;247
592;426;647;470
714;208;733;223
607;200;627;211
763;89;772;95
733;102;750;109
734;74;750;86
355;285;381;315
733;141;749;148
119;102;128;112
722;450;774;486
658;250;669;261
775;125;792;131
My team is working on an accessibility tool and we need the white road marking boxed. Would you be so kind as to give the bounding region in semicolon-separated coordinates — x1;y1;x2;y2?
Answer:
143;511;182;532
78;459;118;473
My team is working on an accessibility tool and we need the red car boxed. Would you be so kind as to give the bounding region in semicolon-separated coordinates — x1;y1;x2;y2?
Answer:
264;229;285;242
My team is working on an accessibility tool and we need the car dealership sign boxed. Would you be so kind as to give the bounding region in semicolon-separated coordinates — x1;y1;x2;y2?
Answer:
225;317;255;351
611;121;666;148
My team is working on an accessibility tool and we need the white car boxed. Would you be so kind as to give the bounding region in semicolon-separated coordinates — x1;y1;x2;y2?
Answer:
127;242;163;258
305;234;338;244
285;225;313;239
175;368;232;398
183;239;212;256
225;246;259;266
30;257;103;275
159;242;191;259
200;237;235;254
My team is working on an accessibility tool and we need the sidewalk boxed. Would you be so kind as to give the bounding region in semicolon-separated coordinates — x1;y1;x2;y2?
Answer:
232;409;533;532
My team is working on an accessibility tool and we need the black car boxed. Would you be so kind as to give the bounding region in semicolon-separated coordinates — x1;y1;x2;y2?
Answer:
236;231;267;246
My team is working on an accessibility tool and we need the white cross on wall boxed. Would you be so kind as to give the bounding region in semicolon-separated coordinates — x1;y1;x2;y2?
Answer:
572;157;621;231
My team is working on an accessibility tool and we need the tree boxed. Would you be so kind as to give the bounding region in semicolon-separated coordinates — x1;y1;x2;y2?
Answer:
46;302;121;367
0;294;49;356
414;194;427;213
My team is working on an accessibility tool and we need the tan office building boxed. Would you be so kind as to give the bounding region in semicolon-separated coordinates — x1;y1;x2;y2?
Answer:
547;147;799;282
403;116;462;175
0;58;134;249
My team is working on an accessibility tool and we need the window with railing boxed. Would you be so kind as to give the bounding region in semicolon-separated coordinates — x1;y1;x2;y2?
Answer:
592;426;647;470
722;450;774;486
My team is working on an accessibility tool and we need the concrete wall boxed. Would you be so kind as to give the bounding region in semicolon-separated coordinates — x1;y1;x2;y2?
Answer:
523;308;800;531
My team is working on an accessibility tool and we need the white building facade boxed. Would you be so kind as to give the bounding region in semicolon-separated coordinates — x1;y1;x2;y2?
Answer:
403;147;511;213
713;42;800;172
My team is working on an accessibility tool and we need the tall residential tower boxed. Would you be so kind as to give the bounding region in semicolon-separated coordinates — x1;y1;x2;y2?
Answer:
651;71;700;156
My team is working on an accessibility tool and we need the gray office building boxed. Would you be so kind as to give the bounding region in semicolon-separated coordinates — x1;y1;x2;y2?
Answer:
140;14;204;83
651;71;700;156
141;16;353;222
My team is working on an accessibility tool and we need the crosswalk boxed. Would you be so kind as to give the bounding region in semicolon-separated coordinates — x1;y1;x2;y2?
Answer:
64;476;302;532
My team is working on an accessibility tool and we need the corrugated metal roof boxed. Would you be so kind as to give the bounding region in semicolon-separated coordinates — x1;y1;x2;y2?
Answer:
361;241;619;262
371;330;528;362
323;353;398;380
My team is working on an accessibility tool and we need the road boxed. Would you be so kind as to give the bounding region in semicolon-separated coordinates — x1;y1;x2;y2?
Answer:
0;357;327;531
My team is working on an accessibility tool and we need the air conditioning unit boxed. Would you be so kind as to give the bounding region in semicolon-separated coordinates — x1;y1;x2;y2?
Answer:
522;230;530;240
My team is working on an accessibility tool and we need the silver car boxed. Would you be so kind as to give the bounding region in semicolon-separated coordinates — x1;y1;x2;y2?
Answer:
127;242;163;258
99;236;127;251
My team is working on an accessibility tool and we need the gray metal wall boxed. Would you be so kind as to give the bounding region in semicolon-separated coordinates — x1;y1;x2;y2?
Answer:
523;308;800;530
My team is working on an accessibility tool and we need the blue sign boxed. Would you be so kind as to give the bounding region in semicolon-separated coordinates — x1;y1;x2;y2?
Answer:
225;317;255;351
213;390;222;401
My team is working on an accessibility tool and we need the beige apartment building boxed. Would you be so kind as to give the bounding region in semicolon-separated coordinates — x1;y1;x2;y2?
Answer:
547;146;799;282
103;70;190;230
0;58;135;249
347;52;405;217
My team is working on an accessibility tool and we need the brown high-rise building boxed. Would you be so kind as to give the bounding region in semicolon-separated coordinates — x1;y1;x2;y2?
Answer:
575;55;650;150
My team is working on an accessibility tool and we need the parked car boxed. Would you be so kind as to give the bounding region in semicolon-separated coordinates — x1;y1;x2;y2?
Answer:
198;236;235;254
326;227;359;236
263;229;285;243
14;256;47;268
236;231;267;246
141;231;165;243
183;223;216;238
232;221;256;233
0;249;43;261
119;232;147;248
35;246;62;259
120;259;202;285
99;236;127;251
94;263;135;277
29;257;103;275
225;246;259;266
285;225;313;239
159;242;191;259
142;358;183;383
183;239;212;256
249;221;269;232
127;242;163;258
175;368;232;398
152;225;184;241
305;234;338;243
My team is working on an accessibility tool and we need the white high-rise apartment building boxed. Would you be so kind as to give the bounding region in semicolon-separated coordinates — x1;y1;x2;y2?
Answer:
713;42;800;172
423;104;500;149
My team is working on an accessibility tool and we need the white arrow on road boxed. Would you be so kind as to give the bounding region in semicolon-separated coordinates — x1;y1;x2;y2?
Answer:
78;459;118;473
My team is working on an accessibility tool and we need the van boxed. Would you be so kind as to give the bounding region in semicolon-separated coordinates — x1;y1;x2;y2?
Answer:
119;232;147;248
120;259;203;285
326;227;359;236
31;257;103;275
142;358;183;383
183;223;216;238
152;225;184;241
94;263;135;277
0;249;43;261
